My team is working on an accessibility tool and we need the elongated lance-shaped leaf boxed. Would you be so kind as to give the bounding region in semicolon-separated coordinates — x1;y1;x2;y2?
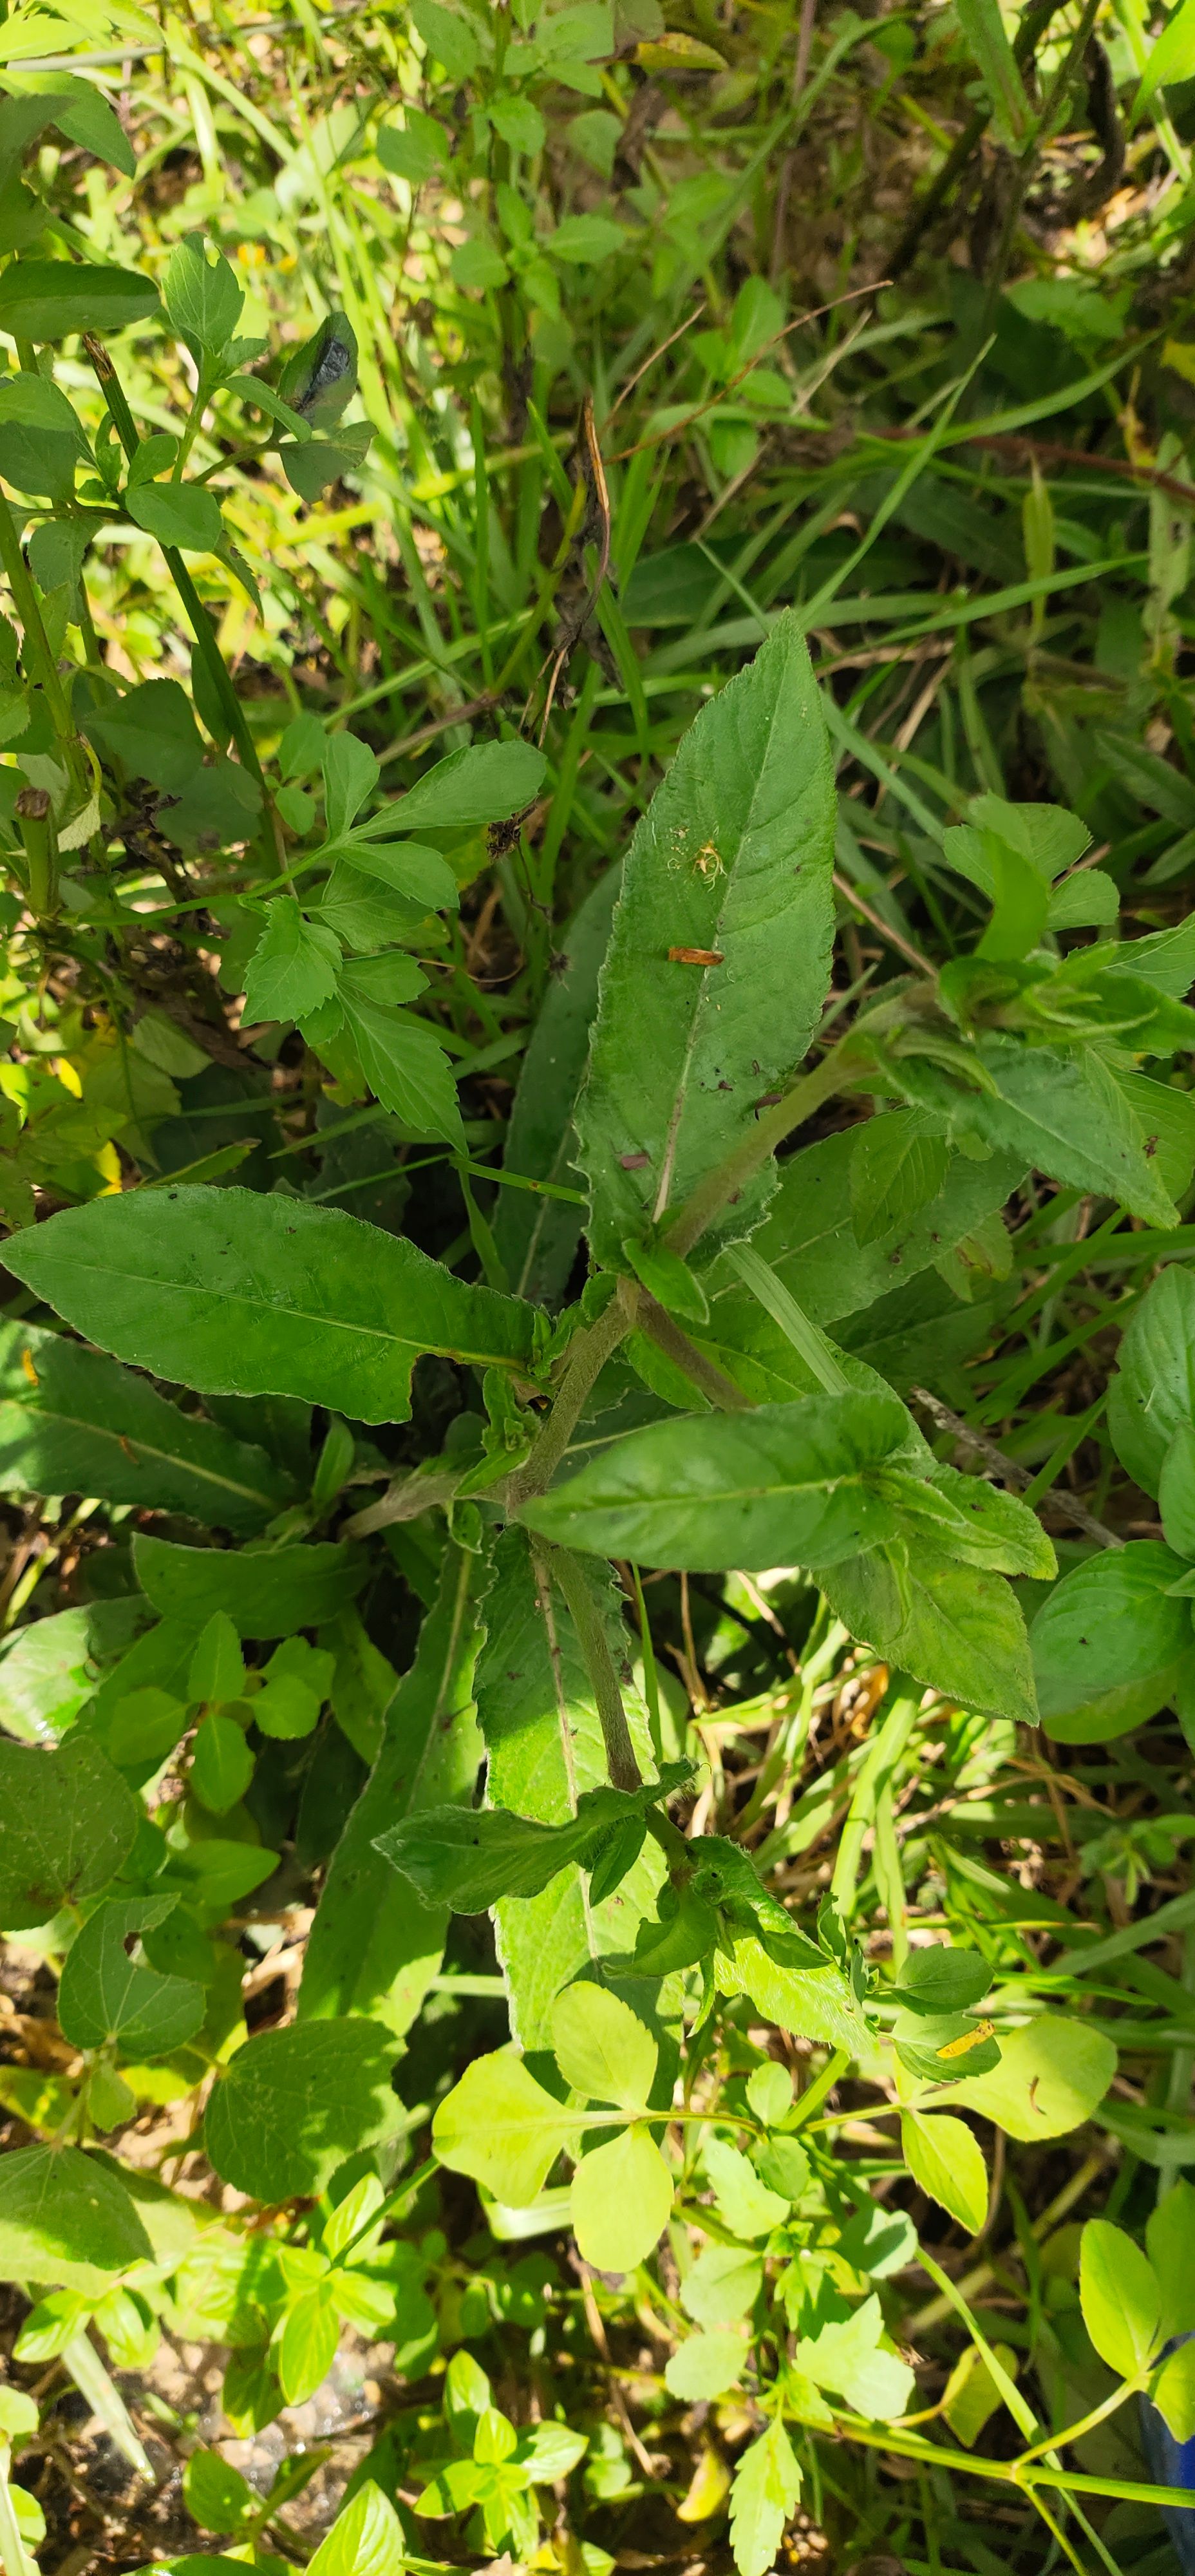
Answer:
576;610;835;1268
0;1321;292;1531
299;1546;484;2038
494;860;621;1306
473;1530;670;2048
377;1764;690;1916
704;1120;1024;1333
4;1188;540;1425
518;1392;914;1572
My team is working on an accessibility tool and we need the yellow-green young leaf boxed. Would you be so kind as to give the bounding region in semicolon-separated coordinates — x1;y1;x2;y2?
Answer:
278;2286;339;2405
945;2014;1117;2139
1080;2221;1162;2379
3;1189;538;1429
1153;2340;1195;2443
702;2137;789;2241
1138;0;1195;104
306;2481;406;2576
1147;2179;1195;2342
570;2125;673;2273
183;2447;257;2534
728;2416;802;2576
681;2244;764;2329
941;2343;1019;2449
797;2291;914;2420
432;2052;582;2208
550;1984;657;2110
664;2327;747;2402
576;609;835;1269
901;2112;988;2235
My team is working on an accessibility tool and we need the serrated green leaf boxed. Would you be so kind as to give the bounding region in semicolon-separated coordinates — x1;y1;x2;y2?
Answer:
58;1897;205;2056
0;1736;138;1929
849;1110;948;1248
164;236;243;354
0;258;158;339
822;1537;1038;1727
0;1321;289;1531
0;2146;153;2291
4;1189;538;1428
520;1392;909;1571
299;1548;484;2039
376;1774;679;1911
242;902;341;1024
576;611;835;1267
728;2416;802;2576
204;2020;401;2201
133;1533;364;1638
474;1529;668;2047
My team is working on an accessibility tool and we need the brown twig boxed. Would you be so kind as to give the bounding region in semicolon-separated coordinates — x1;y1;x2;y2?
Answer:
832;872;935;976
866;422;1195;510
910;1387;1124;1548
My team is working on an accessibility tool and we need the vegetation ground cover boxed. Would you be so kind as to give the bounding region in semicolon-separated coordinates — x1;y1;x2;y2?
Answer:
1;1;1195;2571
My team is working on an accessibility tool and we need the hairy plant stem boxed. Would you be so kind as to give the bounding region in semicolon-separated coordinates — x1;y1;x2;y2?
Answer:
15;789;57;920
637;1294;751;1410
0;489;89;806
505;1286;634;1510
667;1032;869;1262
82;335;265;790
545;1540;643;1792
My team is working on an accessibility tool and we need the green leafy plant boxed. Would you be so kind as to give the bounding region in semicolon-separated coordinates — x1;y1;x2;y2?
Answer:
1;1;1194;2569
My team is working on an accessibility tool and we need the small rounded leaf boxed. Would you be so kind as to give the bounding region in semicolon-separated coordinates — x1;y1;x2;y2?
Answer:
550;1983;657;2111
570;2124;673;2274
1080;2219;1162;2379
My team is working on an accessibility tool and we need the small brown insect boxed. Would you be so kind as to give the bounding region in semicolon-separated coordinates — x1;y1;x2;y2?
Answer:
20;1347;37;1387
693;841;723;880
668;946;724;966
118;1435;139;1463
936;2019;995;2061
